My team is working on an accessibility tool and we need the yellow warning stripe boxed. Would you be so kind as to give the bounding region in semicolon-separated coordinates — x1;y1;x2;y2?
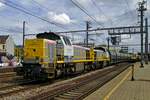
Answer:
103;70;131;100
104;63;139;100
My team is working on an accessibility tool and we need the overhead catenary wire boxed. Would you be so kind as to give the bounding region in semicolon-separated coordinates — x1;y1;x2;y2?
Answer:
31;0;50;12
0;0;67;30
0;26;22;33
0;29;21;33
124;0;135;18
70;0;104;27
24;25;150;36
6;0;36;14
111;8;137;26
0;26;35;34
90;0;114;26
31;0;84;28
102;0;136;26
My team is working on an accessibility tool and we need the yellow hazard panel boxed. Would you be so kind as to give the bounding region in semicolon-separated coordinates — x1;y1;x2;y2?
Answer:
24;48;44;57
24;39;45;58
25;39;44;48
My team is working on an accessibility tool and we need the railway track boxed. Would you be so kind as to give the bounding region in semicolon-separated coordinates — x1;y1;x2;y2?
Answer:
0;72;16;78
0;80;48;98
0;67;22;82
0;72;18;83
0;67;17;80
0;63;133;100
27;63;132;100
0;67;40;98
0;67;16;73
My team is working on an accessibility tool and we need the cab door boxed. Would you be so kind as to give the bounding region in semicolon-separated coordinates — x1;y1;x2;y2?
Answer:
61;36;74;63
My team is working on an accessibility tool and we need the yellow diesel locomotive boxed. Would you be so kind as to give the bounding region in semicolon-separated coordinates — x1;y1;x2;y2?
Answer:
20;32;133;80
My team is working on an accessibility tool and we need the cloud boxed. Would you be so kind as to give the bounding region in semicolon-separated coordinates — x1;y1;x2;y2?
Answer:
0;2;5;10
94;15;108;22
147;4;150;10
83;15;107;25
0;2;4;7
0;0;149;48
47;12;75;25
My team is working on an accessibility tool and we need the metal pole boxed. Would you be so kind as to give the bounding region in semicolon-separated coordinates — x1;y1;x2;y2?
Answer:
107;37;110;51
149;43;150;53
140;4;144;67
22;21;25;59
139;1;147;68
86;21;89;47
132;48;134;53
149;43;150;61
131;64;134;81
23;21;25;48
145;18;148;64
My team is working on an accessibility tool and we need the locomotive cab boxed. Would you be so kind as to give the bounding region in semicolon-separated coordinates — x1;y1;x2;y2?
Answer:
60;36;74;62
21;32;74;79
37;32;74;63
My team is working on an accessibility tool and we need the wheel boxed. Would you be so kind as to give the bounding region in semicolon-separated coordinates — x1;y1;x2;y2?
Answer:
93;63;96;70
54;69;57;79
62;67;68;77
86;64;91;71
103;61;107;67
99;62;104;69
71;66;76;73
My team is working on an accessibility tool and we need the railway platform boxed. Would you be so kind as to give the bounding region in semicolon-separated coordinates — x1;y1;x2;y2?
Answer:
84;62;150;100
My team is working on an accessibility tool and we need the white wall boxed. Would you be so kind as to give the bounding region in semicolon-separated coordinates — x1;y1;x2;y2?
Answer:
6;36;15;56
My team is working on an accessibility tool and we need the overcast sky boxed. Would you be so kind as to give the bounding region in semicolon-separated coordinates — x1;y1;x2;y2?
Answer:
0;0;149;52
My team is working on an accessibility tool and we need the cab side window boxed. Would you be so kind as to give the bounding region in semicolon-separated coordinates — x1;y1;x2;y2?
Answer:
63;37;71;46
57;39;63;45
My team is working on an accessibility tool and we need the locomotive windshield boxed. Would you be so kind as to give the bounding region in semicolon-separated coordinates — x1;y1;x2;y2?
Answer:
36;32;72;46
63;36;71;46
